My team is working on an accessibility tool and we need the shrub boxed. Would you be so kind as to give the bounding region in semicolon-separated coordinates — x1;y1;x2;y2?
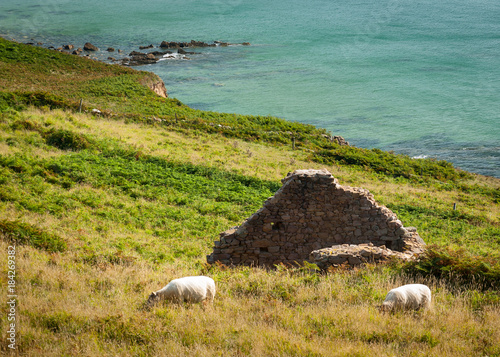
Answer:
0;91;76;112
44;129;92;151
0;219;67;252
403;245;500;290
313;145;469;182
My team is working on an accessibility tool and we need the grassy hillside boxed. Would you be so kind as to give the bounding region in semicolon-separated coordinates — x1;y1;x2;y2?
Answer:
1;37;499;356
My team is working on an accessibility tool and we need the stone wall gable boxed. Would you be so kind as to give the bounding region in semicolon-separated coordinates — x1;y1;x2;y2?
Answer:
207;169;425;267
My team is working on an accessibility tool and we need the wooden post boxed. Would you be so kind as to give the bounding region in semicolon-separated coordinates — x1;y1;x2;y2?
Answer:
78;99;83;113
453;203;457;210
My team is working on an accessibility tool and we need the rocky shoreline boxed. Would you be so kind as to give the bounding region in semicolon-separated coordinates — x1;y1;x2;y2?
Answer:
19;38;251;66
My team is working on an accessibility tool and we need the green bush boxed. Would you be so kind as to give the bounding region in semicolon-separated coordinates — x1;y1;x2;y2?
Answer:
0;91;76;112
403;245;500;290
0;219;67;252
44;129;92;151
313;145;469;182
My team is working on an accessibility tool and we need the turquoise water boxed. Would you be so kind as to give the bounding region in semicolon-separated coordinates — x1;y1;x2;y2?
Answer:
1;0;499;177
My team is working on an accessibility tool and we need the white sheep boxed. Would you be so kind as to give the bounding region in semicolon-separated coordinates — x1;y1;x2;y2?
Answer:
146;276;216;307
379;284;431;312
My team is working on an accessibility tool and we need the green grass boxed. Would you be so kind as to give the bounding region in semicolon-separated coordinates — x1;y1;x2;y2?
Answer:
403;245;500;290
2;37;490;186
0;36;499;356
0;219;66;252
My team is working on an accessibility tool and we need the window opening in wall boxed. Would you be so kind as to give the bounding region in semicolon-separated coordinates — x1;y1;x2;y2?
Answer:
271;222;282;230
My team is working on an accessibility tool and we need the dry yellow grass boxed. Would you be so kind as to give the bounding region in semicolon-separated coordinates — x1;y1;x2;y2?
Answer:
2;239;499;356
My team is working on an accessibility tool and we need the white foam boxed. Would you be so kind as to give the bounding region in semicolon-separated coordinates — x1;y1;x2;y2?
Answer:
161;52;186;60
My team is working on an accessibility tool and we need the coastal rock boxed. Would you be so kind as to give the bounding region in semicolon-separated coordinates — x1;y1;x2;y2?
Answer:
72;48;83;55
333;136;349;146
83;42;99;51
107;47;115;52
144;74;168;98
139;44;154;50
150;80;167;98
159;40;246;49
322;135;350;146
123;51;158;65
63;44;74;50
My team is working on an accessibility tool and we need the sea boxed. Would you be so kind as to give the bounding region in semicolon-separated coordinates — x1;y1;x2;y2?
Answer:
1;0;499;178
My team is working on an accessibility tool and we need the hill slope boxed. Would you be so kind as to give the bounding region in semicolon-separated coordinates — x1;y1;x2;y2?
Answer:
1;37;499;356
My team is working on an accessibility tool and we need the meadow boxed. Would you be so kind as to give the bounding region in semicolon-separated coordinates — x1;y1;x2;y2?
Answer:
0;38;499;356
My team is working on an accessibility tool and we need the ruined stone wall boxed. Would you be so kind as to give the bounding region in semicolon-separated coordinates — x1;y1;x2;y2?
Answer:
207;169;424;267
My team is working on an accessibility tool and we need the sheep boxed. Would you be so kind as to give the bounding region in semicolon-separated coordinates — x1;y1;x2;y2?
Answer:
146;276;216;307
379;284;431;312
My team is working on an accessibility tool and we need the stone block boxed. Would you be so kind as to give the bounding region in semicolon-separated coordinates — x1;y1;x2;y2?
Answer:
268;246;280;253
348;256;363;265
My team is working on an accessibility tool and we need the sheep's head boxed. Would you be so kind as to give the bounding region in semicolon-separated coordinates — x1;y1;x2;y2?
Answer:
378;302;392;313
146;292;159;307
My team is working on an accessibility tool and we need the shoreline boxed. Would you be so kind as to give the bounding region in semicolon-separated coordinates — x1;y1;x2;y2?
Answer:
1;34;499;179
1;34;250;66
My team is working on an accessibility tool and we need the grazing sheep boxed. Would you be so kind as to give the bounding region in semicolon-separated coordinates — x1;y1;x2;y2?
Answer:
146;276;216;307
379;284;431;312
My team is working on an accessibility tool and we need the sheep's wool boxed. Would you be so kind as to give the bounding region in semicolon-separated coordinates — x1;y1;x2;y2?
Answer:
148;276;216;305
382;284;431;311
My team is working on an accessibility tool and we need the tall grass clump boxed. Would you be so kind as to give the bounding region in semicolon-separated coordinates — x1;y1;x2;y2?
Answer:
403;245;500;290
44;128;92;151
0;219;66;252
314;145;470;182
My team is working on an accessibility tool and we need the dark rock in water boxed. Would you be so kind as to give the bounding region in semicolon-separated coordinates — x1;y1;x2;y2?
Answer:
158;39;249;49
107;47;115;52
37;42;43;45
160;41;180;49
190;40;215;47
160;40;216;49
108;57;117;61
72;48;82;55
64;44;74;50
149;50;170;56
118;49;123;53
177;48;198;55
159;41;170;48
84;42;99;51
139;44;154;50
123;51;158;66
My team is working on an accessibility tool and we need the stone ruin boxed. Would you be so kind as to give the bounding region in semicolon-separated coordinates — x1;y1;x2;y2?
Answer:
206;169;425;269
